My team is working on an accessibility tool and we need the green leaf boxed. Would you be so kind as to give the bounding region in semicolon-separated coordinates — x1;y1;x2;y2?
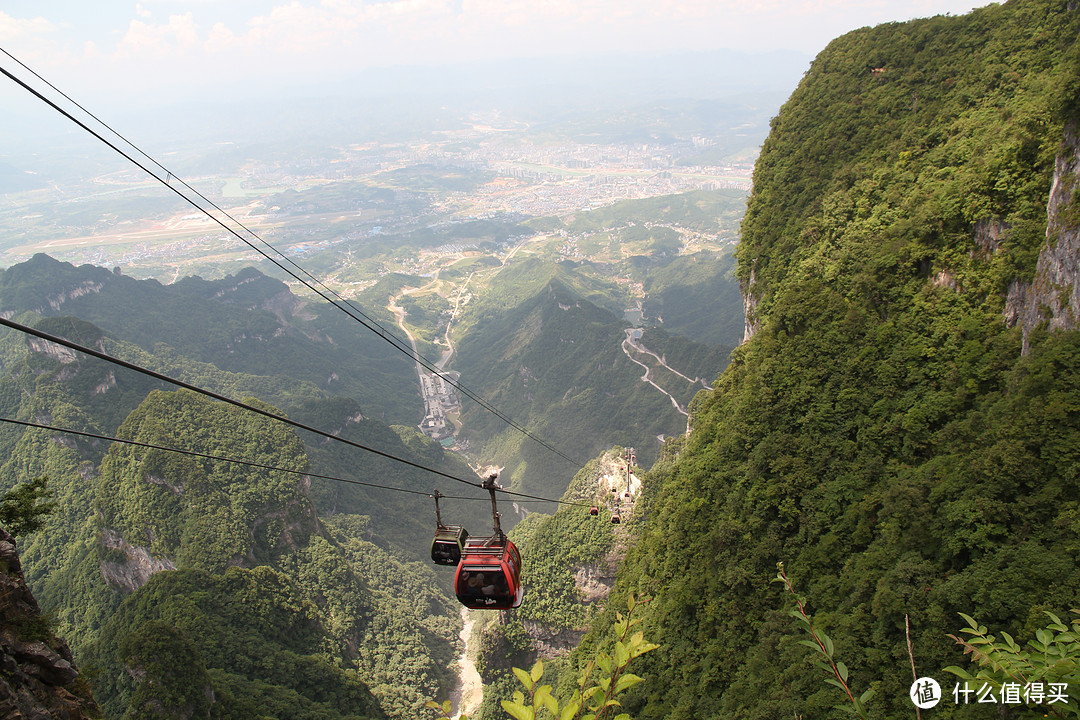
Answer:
614;673;645;694
1045;611;1065;628
560;701;580;720
943;665;974;680
596;653;612;675
836;661;848;682
531;660;545;683
514;667;534;692
582;685;605;704
501;700;535;720
536;685;558;716
958;612;979;630
636;642;660;656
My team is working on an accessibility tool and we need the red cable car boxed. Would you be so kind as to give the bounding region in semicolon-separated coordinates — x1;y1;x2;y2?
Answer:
452;473;524;610
454;536;524;609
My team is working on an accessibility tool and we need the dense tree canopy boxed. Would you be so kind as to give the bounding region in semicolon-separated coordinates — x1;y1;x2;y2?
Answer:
575;2;1080;718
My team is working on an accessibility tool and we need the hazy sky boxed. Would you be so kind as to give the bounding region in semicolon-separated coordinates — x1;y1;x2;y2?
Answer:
2;0;988;104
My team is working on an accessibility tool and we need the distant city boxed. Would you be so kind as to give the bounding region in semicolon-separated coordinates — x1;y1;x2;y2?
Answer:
0;121;755;283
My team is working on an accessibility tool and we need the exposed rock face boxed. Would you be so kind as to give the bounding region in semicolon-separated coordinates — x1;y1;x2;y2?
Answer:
37;281;104;314
574;561;616;604
741;265;761;344
0;527;100;719
1006;123;1080;352
100;528;177;594
26;339;78;365
973;218;1010;255
520;621;585;660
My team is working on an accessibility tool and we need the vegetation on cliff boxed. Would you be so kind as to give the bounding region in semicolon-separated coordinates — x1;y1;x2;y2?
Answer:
573;2;1080;718
0;322;467;719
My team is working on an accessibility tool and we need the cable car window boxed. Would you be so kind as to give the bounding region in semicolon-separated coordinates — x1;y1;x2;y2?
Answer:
459;568;506;597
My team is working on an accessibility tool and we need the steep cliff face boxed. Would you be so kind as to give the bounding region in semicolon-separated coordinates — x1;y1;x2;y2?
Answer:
1007;123;1080;350
578;3;1080;719
0;528;99;720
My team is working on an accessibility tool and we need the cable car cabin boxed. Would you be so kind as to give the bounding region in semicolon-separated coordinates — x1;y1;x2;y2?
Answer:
431;526;469;566
454;538;524;610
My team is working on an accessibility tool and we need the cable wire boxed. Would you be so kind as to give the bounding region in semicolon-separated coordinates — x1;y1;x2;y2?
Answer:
0;416;485;501
0;316;591;506
0;314;480;489
0;48;586;472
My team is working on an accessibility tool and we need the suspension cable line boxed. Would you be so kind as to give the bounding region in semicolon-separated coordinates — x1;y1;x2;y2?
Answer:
0;49;586;472
0;315;480;489
0;316;592;507
0;417;485;501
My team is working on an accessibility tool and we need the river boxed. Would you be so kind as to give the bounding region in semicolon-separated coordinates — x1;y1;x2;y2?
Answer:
450;607;483;718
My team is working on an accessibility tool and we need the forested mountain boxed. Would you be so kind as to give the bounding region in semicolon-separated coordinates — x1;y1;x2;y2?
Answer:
0;220;731;718
570;2;1080;718
0;296;483;717
0;253;419;422
6;2;1076;718
452;259;726;500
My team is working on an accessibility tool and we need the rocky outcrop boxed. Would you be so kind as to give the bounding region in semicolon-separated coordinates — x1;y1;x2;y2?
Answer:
26;339;78;365
520;621;585;660
574;561;616;604
37;282;104;314
741;265;761;344
0;527;100;719
100;528;176;594
1006;123;1080;352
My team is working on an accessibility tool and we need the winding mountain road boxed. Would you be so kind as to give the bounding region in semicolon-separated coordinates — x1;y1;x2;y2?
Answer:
620;329;714;417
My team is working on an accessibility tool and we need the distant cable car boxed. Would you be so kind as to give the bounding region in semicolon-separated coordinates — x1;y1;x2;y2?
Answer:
429;491;469;566
589;506;599;516
453;474;524;610
610;510;621;524
431;525;469;566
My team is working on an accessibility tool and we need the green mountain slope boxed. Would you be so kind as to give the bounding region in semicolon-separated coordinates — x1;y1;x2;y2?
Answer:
453;261;722;499
470;451;628;720
0;254;419;422
0;328;466;719
573;3;1080;718
639;252;744;347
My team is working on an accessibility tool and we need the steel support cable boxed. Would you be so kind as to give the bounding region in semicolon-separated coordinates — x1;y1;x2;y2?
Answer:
0;314;481;489
1;47;407;353
0;316;591;507
0;417;485;501
0;50;586;472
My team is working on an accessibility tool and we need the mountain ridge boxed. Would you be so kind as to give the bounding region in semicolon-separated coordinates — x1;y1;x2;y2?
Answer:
571;2;1080;718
